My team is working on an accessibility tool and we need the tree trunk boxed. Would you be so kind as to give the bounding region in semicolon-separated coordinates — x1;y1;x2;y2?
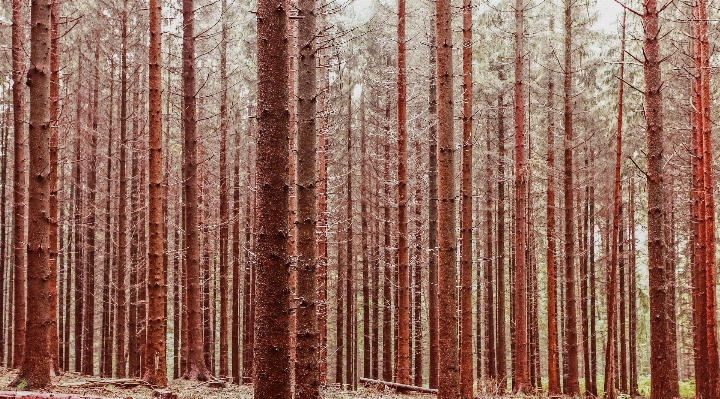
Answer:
11;0;26;371
512;0;528;390
412;140;422;387
254;0;291;395
116;1;129;377
82;45;100;377
73;66;84;374
589;155;597;396
13;0;51;386
217;0;229;381
101;63;115;378
436;0;460;395
382;104;392;384
361;99;370;381
562;0;579;392
427;20;439;390
460;0;473;395
546;59;560;395
395;0;410;387
484;127;495;383
182;0;211;381
642;0;678;393
144;0;166;385
495;70;507;394
294;0;320;392
605;12;625;399
345;92;354;389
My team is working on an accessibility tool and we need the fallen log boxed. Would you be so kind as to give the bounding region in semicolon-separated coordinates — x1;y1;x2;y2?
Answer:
359;377;438;394
56;378;151;389
0;391;125;399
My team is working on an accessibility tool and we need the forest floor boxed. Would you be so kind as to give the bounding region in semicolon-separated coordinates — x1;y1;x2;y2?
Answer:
0;368;441;399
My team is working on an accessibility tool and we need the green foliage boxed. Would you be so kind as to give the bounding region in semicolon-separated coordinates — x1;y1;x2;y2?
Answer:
16;378;27;391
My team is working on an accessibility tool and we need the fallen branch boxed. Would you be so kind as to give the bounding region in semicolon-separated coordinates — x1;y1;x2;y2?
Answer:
359;377;438;394
56;378;151;389
0;391;124;399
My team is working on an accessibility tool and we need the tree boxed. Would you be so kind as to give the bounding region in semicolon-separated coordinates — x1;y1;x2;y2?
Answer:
217;0;229;380
143;0;166;385
460;0;474;395
395;0;410;386
294;0;320;391
427;17;439;390
12;0;51;387
11;0;27;371
254;0;291;396
436;0;460;395
512;0;529;391
182;0;212;380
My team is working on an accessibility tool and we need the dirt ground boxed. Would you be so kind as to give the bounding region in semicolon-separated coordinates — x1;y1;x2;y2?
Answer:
0;368;439;399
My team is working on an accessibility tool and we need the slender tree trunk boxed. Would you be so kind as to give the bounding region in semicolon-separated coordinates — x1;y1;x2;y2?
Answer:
382;104;392;384
562;0;580;392
129;87;140;378
589;156;597;396
345;92;354;388
642;0;678;393
395;0;410;386
496;70;507;394
546;61;560;395
361;99;370;381
460;0;473;395
144;0;166;384
217;0;229;380
254;0;291;395
581;158;590;395
605;12;625;399
513;0;528;390
427;21;439;389
294;0;320;392
182;0;211;380
241;132;253;384
11;0;26;371
0;117;6;368
116;1;129;377
101;64;115;378
629;176;638;396
73;66;84;374
231;103;241;386
484;127;495;383
412;140;422;387
619;195;626;393
12;0;51;386
436;0;460;395
81;45;100;377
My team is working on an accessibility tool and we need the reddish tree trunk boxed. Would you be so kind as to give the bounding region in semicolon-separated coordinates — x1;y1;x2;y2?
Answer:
460;0;473;395
629;177;638;396
11;0;26;371
546;62;560;395
13;0;51;386
395;0;410;386
231;106;241;386
512;0;529;391
436;0;460;395
73;66;84;374
345;92;354;388
562;0;579;392
642;0;679;393
382;104;392;384
294;0;320;392
182;0;211;380
495;70;507;394
412;140;422;387
116;2;129;377
361;99;370;381
144;0;167;385
101;63;115;378
217;0;229;380
484;128;495;382
589;157;597;396
427;21;439;389
254;0;291;395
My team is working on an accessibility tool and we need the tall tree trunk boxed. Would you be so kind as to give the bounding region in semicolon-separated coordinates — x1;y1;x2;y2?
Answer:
382;104;392;384
0;116;7;368
241;130;254;384
605;12;625;399
436;0;460;395
11;0;26;371
254;0;291;395
619;193;626;393
589;155;597;396
129;87;140;378
116;1;129;377
345;92;354;388
513;0;529;391
642;0;678;393
47;0;60;374
231;102;241;386
484;127;495;383
182;0;211;380
413;139;423;387
562;0;580;392
395;0;410;386
101;63;115;379
294;0;320;392
427;20;439;389
361;99;370;381
217;0;229;380
581;158;590;395
460;0;473;395
144;0;166;384
12;0;51;386
73;66;84;374
546;61;560;395
82;45;100;377
629;175;638;396
495;70;507;394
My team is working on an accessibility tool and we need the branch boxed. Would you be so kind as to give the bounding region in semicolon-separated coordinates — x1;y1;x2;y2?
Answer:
613;0;643;17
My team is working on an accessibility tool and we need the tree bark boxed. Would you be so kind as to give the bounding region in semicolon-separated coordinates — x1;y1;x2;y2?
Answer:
436;0;460;395
460;0;473;395
11;0;27;371
395;0;410;386
484;127;495;383
254;0;291;395
217;0;229;381
144;0;166;385
13;0;51;386
73;65;84;374
546;60;560;395
427;20;439;390
294;0;320;392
